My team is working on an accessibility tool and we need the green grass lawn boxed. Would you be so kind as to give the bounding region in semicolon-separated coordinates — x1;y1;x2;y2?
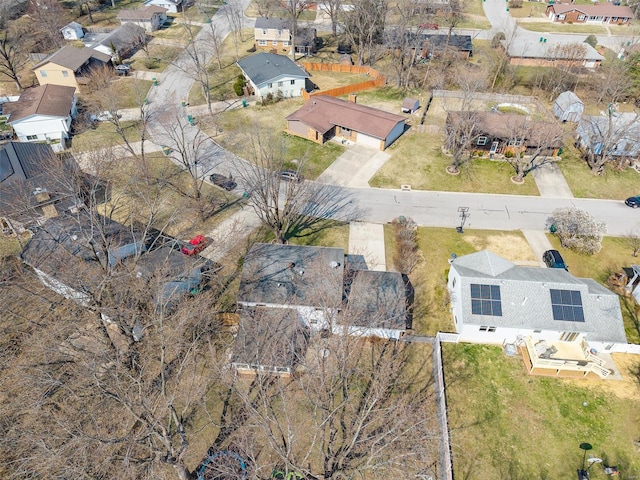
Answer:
521;22;608;34
444;342;640;480
370;132;541;195
287;222;350;250
72;120;143;151
153;22;201;44
556;146;639;200
209;99;345;180
129;46;183;72
508;1;548;18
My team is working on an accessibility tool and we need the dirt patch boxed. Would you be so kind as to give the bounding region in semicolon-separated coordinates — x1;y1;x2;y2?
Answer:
463;233;536;262
566;353;640;401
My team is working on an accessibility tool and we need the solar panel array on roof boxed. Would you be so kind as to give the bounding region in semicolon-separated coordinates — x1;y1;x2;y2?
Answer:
470;283;502;316
550;289;585;322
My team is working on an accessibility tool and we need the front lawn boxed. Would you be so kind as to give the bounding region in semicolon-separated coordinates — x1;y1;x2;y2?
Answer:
556;145;639;200
445;343;640;480
72;120;143;151
521;22;608;34
370;132;541;195
128;45;183;72
209;98;346;180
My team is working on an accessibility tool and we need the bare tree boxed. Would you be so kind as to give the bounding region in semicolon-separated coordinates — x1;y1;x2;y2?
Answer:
593;58;632;105
253;0;280;18
232;129;359;243
437;0;465;39
77;0;97;23
502;117;565;182
623;225;640;257
281;0;309;60
576;108;640;174
547;207;606;254
318;0;342;37
230;320;439;479
25;0;67;50
223;0;245;61
341;0;388;65
0;28;27;90
155;102;214;205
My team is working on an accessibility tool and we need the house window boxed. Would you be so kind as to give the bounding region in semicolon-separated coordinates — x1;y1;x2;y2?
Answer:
508;139;524;147
452;277;457;288
278;81;283;87
262;29;267;34
277;29;282;35
284;41;289;46
61;70;69;78
477;136;488;146
40;70;48;77
550;289;585;322
290;79;295;85
577;14;585;20
258;40;267;46
273;40;278;46
558;14;566;20
26;135;38;140
267;83;272;88
470;283;502;316
611;17;618;21
479;326;496;332
560;332;580;342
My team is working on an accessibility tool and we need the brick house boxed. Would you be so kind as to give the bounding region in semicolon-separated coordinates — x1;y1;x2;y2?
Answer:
546;3;634;25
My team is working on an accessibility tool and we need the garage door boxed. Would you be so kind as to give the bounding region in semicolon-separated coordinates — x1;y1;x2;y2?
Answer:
355;132;381;149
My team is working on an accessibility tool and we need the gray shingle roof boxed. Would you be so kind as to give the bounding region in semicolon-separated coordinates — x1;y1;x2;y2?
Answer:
451;250;627;343
503;38;604;61
255;17;290;30
237;53;309;86
239;243;345;307
97;23;146;54
554;91;582;112
576;112;640;157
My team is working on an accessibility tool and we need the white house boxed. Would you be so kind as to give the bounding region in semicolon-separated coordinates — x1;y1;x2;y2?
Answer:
60;21;84;40
143;0;190;14
233;243;411;375
447;250;627;353
3;84;77;152
553;91;584;123
236;52;309;101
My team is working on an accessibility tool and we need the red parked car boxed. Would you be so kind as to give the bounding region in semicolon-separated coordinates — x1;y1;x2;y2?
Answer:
419;23;439;30
181;235;209;256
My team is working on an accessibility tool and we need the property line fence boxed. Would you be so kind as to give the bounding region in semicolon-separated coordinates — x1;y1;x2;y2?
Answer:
299;62;386;100
434;333;455;480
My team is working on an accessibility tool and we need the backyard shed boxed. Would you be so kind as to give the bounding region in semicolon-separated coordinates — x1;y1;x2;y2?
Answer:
401;97;420;114
553;91;584;123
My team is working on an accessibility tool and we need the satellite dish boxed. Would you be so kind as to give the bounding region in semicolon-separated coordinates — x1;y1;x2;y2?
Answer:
579;443;593;451
587;458;603;464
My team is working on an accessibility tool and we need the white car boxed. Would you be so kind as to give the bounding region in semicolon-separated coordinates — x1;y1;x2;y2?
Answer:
90;111;117;122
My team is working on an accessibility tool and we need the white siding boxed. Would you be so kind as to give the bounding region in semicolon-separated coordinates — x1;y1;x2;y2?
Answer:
11;115;72;142
256;77;305;99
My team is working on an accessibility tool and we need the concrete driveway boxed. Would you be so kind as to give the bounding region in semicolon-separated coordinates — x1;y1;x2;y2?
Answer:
532;162;573;198
348;222;387;271
316;145;390;188
521;229;553;268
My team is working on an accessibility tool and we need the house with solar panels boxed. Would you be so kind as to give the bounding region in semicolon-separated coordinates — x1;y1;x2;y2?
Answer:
447;251;627;378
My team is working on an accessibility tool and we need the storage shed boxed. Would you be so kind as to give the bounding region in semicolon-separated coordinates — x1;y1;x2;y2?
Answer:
401;97;420;114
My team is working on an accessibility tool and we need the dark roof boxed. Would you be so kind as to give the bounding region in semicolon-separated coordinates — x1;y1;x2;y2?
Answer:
238;243;345;307
0;143;80;221
231;307;309;371
343;270;409;331
33;45;111;70
446;111;564;148
255;17;290;30
134;245;203;279
418;33;473;52
21;213;144;276
286;95;406;140
237;53;309;86
4;85;76;122
97;23;146;53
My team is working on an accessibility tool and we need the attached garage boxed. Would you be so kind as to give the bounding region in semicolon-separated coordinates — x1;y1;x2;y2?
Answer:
285;95;406;151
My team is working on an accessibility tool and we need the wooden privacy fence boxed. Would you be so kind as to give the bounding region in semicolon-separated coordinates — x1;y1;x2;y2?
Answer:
300;62;386;100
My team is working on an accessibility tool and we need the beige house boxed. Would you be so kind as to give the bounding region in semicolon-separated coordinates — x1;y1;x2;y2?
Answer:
117;5;167;32
254;17;317;55
33;46;111;89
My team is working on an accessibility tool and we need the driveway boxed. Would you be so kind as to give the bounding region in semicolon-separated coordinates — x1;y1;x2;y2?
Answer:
348;222;387;271
531;162;573;198
521;229;553;267
316;144;390;188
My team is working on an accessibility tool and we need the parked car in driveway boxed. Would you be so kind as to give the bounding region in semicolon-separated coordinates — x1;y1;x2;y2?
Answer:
279;170;303;182
90;111;119;122
336;44;352;54
625;196;640;208
209;173;237;191
543;249;568;270
180;235;209;256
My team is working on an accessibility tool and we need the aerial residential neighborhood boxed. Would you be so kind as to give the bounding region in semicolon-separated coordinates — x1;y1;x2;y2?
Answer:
0;0;639;478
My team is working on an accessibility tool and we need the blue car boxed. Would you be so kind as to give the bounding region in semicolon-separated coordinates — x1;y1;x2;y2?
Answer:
625;196;640;208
